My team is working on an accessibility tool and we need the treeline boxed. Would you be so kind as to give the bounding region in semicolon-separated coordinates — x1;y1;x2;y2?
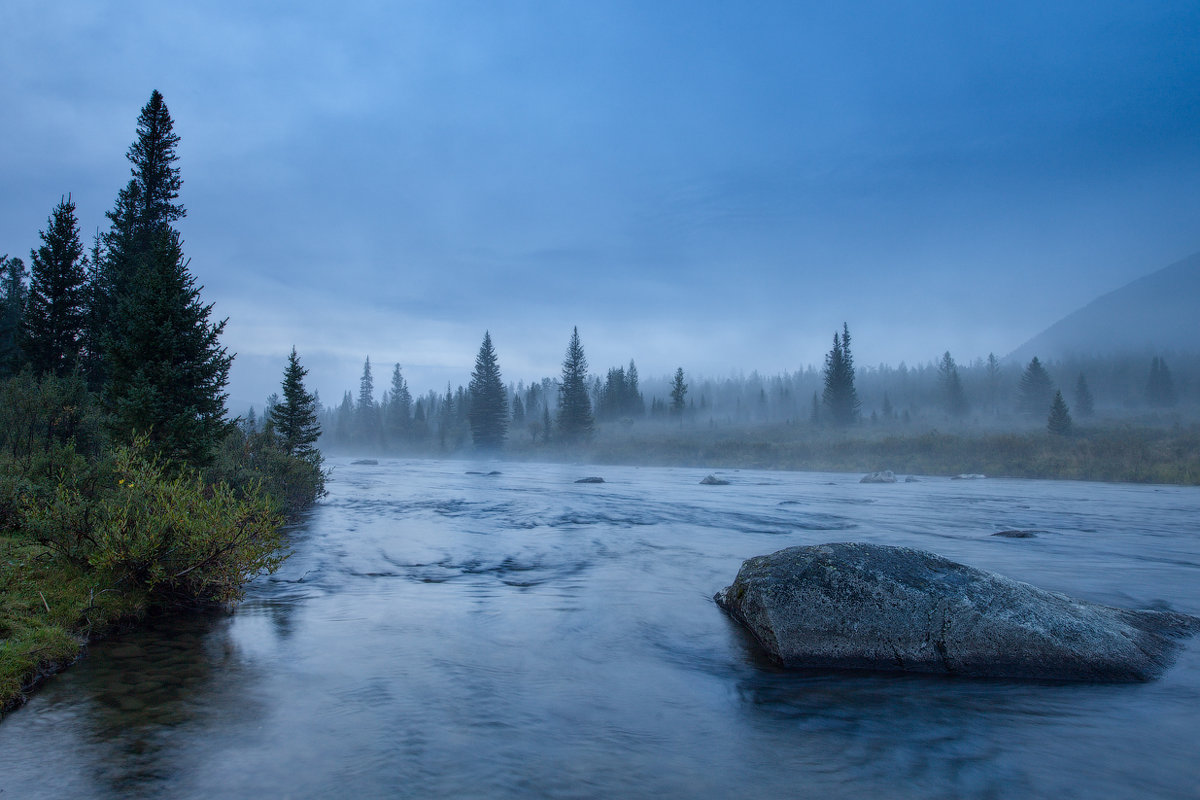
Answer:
316;320;1196;455
1;92;323;710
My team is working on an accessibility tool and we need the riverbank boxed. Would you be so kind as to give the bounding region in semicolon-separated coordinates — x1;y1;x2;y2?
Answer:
335;422;1200;486
575;424;1200;484
0;434;324;715
0;534;148;712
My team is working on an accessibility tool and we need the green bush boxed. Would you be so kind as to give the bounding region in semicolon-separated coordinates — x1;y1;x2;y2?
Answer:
20;442;287;605
208;425;327;518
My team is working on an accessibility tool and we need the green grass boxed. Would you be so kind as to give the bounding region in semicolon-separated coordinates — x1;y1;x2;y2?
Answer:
501;422;1200;485
0;534;148;712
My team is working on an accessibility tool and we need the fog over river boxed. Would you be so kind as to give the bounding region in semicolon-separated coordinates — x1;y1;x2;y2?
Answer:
2;459;1198;799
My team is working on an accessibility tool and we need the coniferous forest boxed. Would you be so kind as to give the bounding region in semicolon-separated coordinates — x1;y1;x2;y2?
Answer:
309;319;1200;484
0;92;325;710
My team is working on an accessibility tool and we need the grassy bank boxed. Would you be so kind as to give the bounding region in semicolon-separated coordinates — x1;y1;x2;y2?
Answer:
488;422;1200;485
0;534;148;707
0;374;325;714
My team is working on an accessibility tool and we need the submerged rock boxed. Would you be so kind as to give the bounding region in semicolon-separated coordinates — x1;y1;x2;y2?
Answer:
952;473;986;480
860;470;897;484
351;459;378;466
714;542;1200;682
993;530;1040;538
904;476;920;483
700;475;730;485
575;476;605;484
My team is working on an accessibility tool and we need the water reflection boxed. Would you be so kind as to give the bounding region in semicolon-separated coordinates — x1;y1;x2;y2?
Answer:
1;459;1197;799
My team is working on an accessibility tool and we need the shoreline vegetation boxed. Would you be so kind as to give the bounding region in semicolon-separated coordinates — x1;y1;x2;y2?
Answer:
1;92;326;714
328;422;1200;486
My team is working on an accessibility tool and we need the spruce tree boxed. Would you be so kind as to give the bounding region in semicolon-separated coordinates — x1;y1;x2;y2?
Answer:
937;351;969;417
95;91;232;464
1074;373;1095;419
468;330;508;449
1146;357;1177;408
626;359;644;416
0;255;28;376
1047;390;1072;436
557;327;594;441
102;227;232;464
985;352;1001;414
88;89;187;387
23;195;88;376
822;323;861;426
1017;356;1054;417
271;347;322;458
384;363;412;445
670;367;688;416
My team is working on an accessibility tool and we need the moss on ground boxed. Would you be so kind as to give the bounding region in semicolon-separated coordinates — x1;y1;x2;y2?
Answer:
0;535;149;712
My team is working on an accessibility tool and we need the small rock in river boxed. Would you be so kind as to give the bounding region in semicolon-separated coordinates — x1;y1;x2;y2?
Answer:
575;476;605;484
859;470;897;483
700;474;730;485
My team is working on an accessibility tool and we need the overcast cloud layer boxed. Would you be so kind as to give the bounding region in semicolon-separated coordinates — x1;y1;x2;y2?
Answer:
3;1;1198;411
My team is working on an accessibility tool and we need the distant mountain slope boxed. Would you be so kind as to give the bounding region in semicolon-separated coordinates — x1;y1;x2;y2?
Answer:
1008;252;1200;362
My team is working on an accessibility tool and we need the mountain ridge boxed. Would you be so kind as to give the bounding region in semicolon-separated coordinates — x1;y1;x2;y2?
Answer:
1008;252;1200;363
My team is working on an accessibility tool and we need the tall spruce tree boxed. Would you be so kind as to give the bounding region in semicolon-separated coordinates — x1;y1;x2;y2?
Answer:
0;255;28;376
271;347;322;458
822;323;861;426
88;89;187;387
1017;356;1054;417
468;331;508;449
95;91;232;464
23;195;88;375
557;326;593;441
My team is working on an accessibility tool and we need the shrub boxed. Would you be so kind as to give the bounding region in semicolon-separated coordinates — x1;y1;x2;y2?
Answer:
20;442;287;605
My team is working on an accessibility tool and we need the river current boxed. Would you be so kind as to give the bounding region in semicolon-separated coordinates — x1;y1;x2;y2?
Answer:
2;459;1198;799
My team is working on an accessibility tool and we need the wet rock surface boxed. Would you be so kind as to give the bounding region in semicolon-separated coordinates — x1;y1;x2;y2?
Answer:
715;542;1200;681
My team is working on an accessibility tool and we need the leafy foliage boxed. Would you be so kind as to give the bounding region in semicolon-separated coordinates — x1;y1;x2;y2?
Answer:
20;441;285;606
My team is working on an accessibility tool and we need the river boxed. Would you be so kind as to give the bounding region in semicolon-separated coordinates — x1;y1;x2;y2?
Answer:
2;459;1198;798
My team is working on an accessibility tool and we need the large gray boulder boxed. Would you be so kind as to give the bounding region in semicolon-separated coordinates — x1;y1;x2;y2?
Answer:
714;542;1199;681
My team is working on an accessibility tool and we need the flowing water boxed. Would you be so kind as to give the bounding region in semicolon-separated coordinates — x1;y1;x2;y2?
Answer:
2;459;1198;799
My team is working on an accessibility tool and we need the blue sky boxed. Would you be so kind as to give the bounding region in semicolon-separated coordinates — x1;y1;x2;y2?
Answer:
3;1;1198;411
